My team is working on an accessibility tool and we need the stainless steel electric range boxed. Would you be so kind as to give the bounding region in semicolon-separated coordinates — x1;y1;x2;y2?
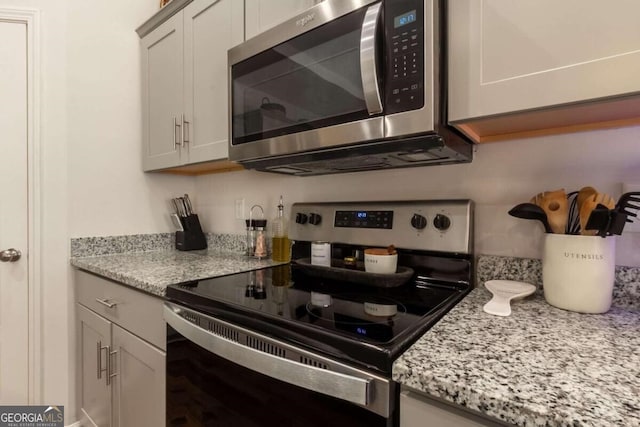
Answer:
165;200;473;427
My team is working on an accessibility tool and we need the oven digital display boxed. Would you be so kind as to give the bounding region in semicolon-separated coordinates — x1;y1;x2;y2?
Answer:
335;210;394;229
394;10;417;28
335;314;393;341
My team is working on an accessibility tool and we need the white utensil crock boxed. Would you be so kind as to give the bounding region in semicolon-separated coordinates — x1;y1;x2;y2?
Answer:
542;234;615;313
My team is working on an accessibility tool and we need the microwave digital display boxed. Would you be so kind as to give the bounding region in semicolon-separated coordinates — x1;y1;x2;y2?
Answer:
394;10;417;28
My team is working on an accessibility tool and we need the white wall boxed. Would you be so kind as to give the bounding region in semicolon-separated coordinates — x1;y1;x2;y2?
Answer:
195;126;640;266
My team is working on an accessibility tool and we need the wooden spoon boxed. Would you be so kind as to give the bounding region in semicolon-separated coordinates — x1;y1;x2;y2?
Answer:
577;186;597;211
531;189;568;234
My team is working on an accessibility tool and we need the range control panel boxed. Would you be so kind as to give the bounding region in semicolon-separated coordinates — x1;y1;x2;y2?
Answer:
290;200;473;254
334;210;394;229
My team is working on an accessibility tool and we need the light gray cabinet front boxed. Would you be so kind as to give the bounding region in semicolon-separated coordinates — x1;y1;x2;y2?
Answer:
141;12;184;171
77;304;112;427
75;271;166;427
184;0;244;165
448;0;640;122
447;0;640;143
111;324;166;427
400;390;509;427
141;0;244;172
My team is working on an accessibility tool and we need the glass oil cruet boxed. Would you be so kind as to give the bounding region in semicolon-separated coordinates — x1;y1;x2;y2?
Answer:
271;195;291;262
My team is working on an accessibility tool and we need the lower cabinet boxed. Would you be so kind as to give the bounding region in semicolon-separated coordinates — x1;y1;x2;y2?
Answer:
76;270;166;427
400;389;510;427
111;324;165;427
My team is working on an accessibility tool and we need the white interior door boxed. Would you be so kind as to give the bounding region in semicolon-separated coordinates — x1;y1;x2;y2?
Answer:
0;19;30;404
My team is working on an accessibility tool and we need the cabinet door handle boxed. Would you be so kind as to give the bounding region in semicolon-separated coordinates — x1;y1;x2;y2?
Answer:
174;117;183;148
97;341;108;380
107;347;118;386
182;114;190;144
95;298;117;309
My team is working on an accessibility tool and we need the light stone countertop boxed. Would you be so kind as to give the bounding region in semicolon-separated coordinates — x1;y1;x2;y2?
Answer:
71;249;283;297
392;287;640;426
71;237;640;426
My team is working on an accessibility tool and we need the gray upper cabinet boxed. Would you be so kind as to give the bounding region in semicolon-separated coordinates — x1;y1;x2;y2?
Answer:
244;0;318;40
448;0;640;143
184;0;244;165
140;0;244;172
141;13;184;171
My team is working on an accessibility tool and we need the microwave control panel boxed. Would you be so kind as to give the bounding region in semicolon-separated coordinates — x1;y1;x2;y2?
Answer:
385;0;425;115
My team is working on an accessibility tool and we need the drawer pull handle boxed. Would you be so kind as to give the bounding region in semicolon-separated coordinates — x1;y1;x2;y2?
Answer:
95;298;117;309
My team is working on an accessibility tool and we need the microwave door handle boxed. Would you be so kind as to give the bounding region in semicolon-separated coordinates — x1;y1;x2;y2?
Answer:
360;2;383;115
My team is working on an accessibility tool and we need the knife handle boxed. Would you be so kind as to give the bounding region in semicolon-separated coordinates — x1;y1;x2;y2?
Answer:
184;194;194;215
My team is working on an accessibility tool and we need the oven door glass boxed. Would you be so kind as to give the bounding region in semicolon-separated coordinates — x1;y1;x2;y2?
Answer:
167;325;393;427
231;5;380;146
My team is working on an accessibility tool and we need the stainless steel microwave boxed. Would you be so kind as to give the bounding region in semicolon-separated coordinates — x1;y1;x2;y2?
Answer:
228;0;472;176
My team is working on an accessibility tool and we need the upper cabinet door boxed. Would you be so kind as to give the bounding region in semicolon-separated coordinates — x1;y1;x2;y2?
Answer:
244;0;318;40
141;12;184;171
183;0;244;164
448;0;640;122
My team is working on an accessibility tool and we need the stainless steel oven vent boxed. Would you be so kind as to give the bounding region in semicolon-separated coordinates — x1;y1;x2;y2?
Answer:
300;356;328;370
206;320;239;343
247;336;287;358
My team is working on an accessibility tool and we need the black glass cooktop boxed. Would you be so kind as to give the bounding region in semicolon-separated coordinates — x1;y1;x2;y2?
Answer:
166;264;469;373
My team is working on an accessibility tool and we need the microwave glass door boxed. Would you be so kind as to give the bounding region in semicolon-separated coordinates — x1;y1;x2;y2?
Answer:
232;6;378;145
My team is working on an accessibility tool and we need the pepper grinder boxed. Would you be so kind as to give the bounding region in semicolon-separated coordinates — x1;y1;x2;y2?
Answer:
246;204;267;258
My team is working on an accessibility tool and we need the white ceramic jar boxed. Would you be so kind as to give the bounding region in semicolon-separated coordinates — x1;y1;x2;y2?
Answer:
364;248;398;274
542;234;616;313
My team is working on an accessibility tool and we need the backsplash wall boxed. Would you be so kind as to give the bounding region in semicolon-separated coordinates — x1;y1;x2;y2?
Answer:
195;125;640;266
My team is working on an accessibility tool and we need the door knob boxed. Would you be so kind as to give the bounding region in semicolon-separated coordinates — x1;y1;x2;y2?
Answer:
0;248;21;262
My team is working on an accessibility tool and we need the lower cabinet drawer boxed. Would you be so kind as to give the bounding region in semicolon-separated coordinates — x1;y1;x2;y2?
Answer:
75;269;166;350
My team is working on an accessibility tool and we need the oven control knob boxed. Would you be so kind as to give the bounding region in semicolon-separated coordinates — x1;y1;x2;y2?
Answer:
411;214;427;230
433;214;451;231
309;213;322;226
295;213;308;224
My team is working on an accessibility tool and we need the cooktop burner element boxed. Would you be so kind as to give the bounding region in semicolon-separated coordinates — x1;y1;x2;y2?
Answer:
167;200;474;374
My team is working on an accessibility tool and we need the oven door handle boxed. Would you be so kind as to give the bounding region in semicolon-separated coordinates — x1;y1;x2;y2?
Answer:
360;2;383;115
164;303;372;407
